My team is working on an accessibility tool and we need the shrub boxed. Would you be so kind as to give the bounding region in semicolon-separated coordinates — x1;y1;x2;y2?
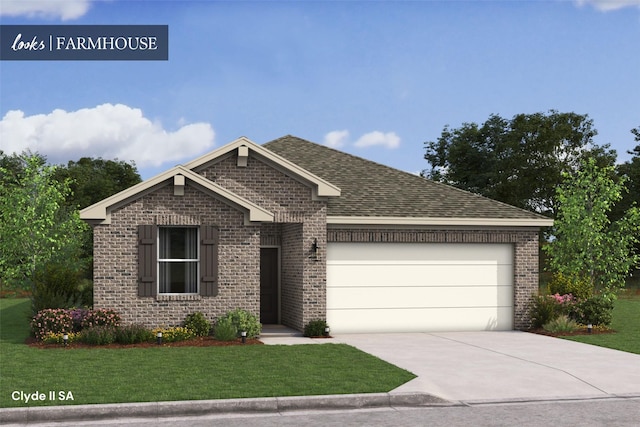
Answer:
31;261;85;313
41;331;79;345
30;309;74;340
114;324;154;345
183;312;211;337
547;273;593;301
152;327;196;343
81;308;120;329
68;308;89;332
214;318;238;341
543;315;579;333
79;326;116;345
218;308;261;338
569;295;614;326
529;295;561;329
304;319;329;337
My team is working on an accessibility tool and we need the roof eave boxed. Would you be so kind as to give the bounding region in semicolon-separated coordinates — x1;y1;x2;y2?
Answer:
327;216;554;227
80;165;274;225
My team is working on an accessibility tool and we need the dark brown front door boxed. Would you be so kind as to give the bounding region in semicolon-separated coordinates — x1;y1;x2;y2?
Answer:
260;248;278;324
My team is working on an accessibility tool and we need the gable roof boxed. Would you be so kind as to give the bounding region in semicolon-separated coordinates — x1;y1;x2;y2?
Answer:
183;136;340;199
263;135;553;227
80;165;274;225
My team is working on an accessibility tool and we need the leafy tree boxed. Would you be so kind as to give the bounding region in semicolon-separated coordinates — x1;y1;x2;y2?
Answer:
53;157;141;209
0;153;89;291
543;157;640;300
612;127;640;220
423;111;616;216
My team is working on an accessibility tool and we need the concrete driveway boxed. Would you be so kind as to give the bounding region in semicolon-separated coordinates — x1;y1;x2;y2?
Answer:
333;331;640;404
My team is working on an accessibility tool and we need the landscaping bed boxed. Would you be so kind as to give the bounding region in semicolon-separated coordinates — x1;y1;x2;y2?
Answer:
529;326;614;338
26;335;263;349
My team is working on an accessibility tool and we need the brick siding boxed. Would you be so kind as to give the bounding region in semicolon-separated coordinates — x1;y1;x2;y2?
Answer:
93;152;327;331
92;150;540;332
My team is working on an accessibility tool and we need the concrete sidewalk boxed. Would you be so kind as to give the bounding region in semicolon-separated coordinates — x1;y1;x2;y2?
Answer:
332;331;640;403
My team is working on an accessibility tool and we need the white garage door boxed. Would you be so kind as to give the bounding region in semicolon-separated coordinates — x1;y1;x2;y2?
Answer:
326;243;514;333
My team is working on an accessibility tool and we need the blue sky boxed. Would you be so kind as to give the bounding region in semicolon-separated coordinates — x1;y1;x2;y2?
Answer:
1;0;639;180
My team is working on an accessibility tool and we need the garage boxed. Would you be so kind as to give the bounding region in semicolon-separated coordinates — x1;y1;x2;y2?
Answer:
326;242;514;333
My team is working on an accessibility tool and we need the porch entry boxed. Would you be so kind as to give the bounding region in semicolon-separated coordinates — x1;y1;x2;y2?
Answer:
260;247;279;324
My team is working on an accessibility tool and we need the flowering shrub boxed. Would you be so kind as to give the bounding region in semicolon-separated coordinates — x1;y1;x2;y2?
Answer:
152;327;196;343
30;309;74;340
41;331;79;345
529;293;576;329
69;308;89;332
31;308;121;342
81;309;121;329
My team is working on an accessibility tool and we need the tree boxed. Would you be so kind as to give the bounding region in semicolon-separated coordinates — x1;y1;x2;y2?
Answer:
543;157;640;300
53;157;141;210
0;153;89;290
612;127;640;220
423;111;616;216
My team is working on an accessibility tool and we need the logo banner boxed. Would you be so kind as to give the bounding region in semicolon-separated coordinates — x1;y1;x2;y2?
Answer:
1;25;169;60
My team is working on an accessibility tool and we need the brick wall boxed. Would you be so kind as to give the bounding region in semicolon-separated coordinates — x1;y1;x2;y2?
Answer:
93;151;327;330
327;227;540;330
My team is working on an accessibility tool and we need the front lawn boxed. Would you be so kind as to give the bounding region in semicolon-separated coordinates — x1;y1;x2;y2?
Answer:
0;299;415;408
562;296;640;354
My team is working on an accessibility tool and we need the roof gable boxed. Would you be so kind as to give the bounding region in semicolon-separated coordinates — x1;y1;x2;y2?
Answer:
183;136;340;199
80;165;274;225
264;135;553;227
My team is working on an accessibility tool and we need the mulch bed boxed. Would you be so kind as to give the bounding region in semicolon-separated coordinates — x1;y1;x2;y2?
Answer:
26;336;264;349
529;327;615;337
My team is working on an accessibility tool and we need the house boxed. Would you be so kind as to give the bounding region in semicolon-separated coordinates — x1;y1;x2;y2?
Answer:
80;135;553;333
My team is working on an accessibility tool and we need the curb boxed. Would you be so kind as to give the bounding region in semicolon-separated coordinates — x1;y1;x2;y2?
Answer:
0;392;453;424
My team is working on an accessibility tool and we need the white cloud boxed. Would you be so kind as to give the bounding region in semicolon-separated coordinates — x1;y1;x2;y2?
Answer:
574;0;640;11
0;0;93;20
0;103;215;168
354;131;400;149
323;130;349;148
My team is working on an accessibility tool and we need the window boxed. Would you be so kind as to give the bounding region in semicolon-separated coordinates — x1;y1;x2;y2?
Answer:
138;224;218;297
158;227;199;294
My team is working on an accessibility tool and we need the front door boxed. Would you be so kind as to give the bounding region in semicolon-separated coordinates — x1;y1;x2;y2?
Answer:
260;248;279;324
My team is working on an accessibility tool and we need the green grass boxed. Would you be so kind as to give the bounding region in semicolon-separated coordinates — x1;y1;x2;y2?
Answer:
562;296;640;354
0;299;414;408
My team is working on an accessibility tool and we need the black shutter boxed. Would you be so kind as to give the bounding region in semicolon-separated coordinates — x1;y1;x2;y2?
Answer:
200;225;219;296
138;225;157;297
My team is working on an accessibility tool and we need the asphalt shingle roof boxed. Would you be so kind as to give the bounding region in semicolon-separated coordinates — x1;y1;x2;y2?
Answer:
263;135;550;221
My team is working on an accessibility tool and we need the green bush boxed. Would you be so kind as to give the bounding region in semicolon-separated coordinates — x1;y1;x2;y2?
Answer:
304;319;329;337
214;318;238;341
218;308;261;338
31;261;85;313
114;324;154;344
547;273;593;300
543;315;579;333
183;312;212;337
529;294;561;329
79;326;116;345
569;295;614;326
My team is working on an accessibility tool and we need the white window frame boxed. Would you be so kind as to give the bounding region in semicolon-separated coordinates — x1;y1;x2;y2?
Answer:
157;226;200;295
